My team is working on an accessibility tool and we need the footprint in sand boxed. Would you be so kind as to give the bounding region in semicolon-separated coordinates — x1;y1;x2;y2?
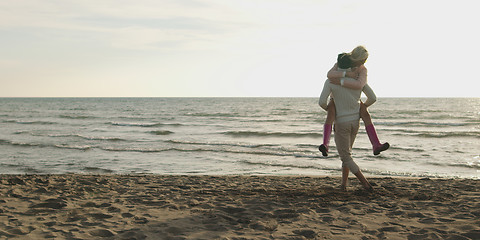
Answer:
89;229;114;237
89;213;114;220
273;209;299;219
293;229;317;239
30;198;67;209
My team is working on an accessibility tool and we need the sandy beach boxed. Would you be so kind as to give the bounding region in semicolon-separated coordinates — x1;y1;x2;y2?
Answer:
0;174;479;239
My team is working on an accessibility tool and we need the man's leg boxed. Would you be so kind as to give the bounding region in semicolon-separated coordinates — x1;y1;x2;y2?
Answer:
335;121;359;183
335;120;372;190
341;166;349;191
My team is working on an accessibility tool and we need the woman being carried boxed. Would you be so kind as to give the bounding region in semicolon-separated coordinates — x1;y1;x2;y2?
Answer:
319;46;389;156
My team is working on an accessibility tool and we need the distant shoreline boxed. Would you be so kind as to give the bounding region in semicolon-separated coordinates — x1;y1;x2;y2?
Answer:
1;96;479;99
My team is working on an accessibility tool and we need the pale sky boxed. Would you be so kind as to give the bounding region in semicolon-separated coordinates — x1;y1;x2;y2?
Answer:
1;0;479;97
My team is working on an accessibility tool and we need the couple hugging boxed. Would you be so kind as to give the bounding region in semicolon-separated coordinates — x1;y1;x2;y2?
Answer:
318;45;389;191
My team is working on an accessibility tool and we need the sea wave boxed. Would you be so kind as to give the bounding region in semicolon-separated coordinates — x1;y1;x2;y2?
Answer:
54;144;93;151
414;132;480;138
82;167;115;173
376;121;475;127
0;139;47;148
0;139;92;151
2;119;57;125
237;159;334;171
388;145;425;152
164;139;278;148
223;131;322;138
13;131;127;142
149;130;174;135
184;112;241;118
426;159;480;170
77;135;126;142
98;145;322;159
0;163;43;174
108;122;182;128
383;128;480;138
393;131;480;138
59;114;96;120
465;119;480;124
47;134;126;142
2;138;307;157
238;118;284;123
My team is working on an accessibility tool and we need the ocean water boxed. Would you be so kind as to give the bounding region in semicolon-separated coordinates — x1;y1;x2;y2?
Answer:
0;97;479;178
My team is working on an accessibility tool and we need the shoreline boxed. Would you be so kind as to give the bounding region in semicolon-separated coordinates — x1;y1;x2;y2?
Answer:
2;172;477;179
1;174;479;239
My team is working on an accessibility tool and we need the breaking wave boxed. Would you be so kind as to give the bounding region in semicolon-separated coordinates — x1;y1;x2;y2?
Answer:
223;131;322;138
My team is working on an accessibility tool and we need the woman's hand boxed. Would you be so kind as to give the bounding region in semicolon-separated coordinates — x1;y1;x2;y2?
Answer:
345;71;358;79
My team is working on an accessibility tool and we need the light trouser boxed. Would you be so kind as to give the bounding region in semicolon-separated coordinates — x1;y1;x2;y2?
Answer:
334;120;360;174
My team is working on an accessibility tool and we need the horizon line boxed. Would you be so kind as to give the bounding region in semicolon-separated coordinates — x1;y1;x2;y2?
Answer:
0;96;478;99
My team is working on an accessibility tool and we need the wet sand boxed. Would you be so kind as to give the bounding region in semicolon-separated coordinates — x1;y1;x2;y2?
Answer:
0;174;479;239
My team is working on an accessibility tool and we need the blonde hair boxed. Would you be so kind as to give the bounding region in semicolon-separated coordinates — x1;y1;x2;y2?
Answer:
349;46;369;62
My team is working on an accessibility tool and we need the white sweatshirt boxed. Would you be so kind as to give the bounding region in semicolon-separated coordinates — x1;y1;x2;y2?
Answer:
318;79;376;123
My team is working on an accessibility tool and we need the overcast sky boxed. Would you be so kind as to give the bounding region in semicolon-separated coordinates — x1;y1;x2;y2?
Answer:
1;0;479;97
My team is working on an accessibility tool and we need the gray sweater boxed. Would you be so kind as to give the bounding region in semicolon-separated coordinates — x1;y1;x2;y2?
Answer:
318;79;376;123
